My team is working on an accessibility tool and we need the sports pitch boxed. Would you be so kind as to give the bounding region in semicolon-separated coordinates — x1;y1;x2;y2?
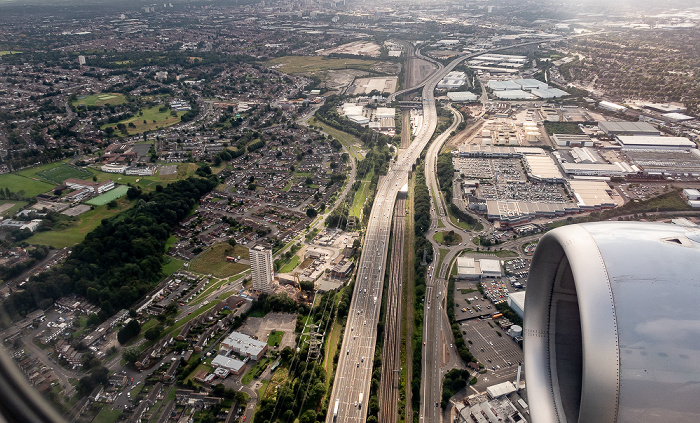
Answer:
0;173;54;197
36;164;92;184
86;185;129;205
72;93;127;107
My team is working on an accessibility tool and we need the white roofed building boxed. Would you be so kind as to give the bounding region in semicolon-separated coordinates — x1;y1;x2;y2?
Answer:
211;355;246;375
447;92;479;102
220;331;268;360
457;257;502;279
437;71;467;90
507;291;526;319
487;381;517;399
616;136;696;150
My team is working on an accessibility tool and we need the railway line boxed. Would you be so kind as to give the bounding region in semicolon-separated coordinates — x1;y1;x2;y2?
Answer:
378;198;406;423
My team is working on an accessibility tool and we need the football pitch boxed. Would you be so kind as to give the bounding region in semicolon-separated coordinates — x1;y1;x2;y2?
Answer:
36;164;92;184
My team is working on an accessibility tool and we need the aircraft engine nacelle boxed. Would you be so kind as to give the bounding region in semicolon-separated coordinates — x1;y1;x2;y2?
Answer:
524;222;700;423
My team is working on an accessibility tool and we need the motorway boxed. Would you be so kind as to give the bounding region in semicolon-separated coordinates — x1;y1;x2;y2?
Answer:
327;36;579;423
325;41;448;423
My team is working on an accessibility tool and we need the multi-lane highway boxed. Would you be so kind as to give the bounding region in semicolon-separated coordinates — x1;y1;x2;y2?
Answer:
327;36;577;423
325;42;448;423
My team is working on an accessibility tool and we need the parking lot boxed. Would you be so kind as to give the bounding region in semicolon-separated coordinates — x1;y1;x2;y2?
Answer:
238;312;297;350
453;280;494;320
459;318;523;390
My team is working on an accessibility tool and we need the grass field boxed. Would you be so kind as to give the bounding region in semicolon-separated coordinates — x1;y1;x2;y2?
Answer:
242;358;271;385
102;105;185;135
189;243;249;278
266;56;377;75
350;167;374;218
35;164;92;184
27;197;133;248
433;230;462;246
0;51;21;56
86;185;129;205
158;163;199;181
72;93;126;107
0;200;27;218
278;255;300;273
267;330;284;347
92;407;122;423
162;257;185;276
0;173;55;196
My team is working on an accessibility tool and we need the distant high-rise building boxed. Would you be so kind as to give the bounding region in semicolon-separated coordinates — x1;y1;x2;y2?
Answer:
78;55;86;65
249;245;273;293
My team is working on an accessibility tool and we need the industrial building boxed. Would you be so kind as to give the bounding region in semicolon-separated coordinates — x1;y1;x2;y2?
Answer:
436;71;467;89
341;103;368;125
487;78;568;99
554;148;638;177
250;245;273;293
623;149;700;176
447;91;479;102
616;135;696;150
598;121;660;136
683;189;700;207
219;331;268;360
507;291;526;319
523;153;564;182
552;134;592;147
598;101;627;113
493;90;535;100
457;257;503;279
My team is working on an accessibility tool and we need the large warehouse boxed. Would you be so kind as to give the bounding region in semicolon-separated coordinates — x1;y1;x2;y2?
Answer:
437;71;467;89
616;136;696;150
598;121;660;136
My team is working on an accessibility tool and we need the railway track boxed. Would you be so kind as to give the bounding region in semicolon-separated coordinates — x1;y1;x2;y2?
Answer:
378;198;406;423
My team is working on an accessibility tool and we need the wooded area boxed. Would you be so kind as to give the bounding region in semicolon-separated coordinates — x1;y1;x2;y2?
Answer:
2;176;217;321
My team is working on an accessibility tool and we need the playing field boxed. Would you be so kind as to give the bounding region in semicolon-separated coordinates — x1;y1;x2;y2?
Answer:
72;93;127;107
86;185;129;205
189;243;250;278
0;51;21;56
265;55;377;75
36;164;92;184
27;198;133;248
0;173;54;197
102;105;185;135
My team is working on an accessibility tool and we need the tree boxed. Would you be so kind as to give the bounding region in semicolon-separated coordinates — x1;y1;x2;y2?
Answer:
299;410;317;423
117;319;141;344
92;175;97;182
306;208;317;218
144;325;163;340
122;347;140;365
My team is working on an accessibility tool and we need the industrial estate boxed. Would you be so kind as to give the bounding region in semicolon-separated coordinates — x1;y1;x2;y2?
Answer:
0;0;700;423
